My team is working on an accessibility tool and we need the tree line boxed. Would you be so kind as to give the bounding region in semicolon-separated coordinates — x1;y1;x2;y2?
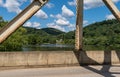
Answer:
0;16;120;51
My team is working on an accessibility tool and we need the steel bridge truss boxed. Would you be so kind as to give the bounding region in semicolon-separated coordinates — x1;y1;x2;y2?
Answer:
0;0;119;50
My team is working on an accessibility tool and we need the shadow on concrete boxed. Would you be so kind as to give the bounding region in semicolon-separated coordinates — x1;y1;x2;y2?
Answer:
73;50;120;77
115;50;120;62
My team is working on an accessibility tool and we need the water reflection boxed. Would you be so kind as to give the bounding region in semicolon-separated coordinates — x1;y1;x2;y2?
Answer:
22;44;74;51
22;44;120;51
41;44;74;47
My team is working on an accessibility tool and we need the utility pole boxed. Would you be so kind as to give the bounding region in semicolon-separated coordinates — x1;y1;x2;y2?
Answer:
75;0;83;51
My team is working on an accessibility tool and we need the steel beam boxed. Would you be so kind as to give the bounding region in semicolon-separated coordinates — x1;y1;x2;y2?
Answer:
75;0;83;51
0;0;48;43
103;0;120;21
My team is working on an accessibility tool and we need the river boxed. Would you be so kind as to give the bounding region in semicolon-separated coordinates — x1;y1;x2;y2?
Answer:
22;44;75;51
22;44;109;51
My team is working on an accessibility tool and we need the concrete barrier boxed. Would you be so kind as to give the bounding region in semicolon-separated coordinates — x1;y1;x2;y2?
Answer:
80;50;120;65
0;51;119;67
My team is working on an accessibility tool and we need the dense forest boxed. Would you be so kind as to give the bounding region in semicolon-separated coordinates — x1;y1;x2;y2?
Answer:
83;20;120;50
0;16;120;51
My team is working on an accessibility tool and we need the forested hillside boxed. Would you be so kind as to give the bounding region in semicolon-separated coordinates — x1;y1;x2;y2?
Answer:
0;15;120;51
83;19;120;49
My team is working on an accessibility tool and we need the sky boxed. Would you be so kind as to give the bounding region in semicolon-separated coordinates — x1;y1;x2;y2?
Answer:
0;0;120;32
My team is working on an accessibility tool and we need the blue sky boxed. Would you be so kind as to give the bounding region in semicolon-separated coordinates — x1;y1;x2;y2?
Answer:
0;0;120;32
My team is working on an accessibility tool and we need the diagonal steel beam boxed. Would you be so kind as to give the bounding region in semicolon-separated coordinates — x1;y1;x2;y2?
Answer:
103;0;120;21
0;0;48;43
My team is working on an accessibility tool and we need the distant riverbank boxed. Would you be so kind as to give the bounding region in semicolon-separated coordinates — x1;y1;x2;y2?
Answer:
22;44;74;51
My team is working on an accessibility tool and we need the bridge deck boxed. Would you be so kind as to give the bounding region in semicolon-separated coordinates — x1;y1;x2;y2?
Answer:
0;65;120;77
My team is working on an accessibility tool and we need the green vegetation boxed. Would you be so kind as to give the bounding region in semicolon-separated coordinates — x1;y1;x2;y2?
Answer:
24;27;64;45
0;16;120;51
0;17;27;51
41;28;65;35
83;19;120;50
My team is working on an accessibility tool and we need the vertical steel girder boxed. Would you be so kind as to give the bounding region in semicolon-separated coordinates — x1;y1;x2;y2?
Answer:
75;0;120;50
75;0;83;51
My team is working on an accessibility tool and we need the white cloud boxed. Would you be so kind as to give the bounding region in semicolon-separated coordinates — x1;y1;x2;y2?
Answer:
68;24;75;31
21;0;27;2
106;14;115;20
50;5;74;27
33;22;41;28
45;3;54;8
24;22;32;27
68;0;120;10
68;0;76;6
84;0;103;9
47;23;65;31
50;14;71;26
2;0;22;13
30;0;48;19
0;0;48;20
35;10;48;19
50;14;54;18
49;5;75;32
49;14;75;31
24;21;41;29
83;20;89;26
0;0;47;19
30;0;33;2
55;19;70;26
50;14;66;20
0;0;27;13
0;0;3;6
62;5;74;17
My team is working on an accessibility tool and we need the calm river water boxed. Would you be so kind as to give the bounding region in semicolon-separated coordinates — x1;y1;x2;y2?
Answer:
22;44;110;51
22;44;75;51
